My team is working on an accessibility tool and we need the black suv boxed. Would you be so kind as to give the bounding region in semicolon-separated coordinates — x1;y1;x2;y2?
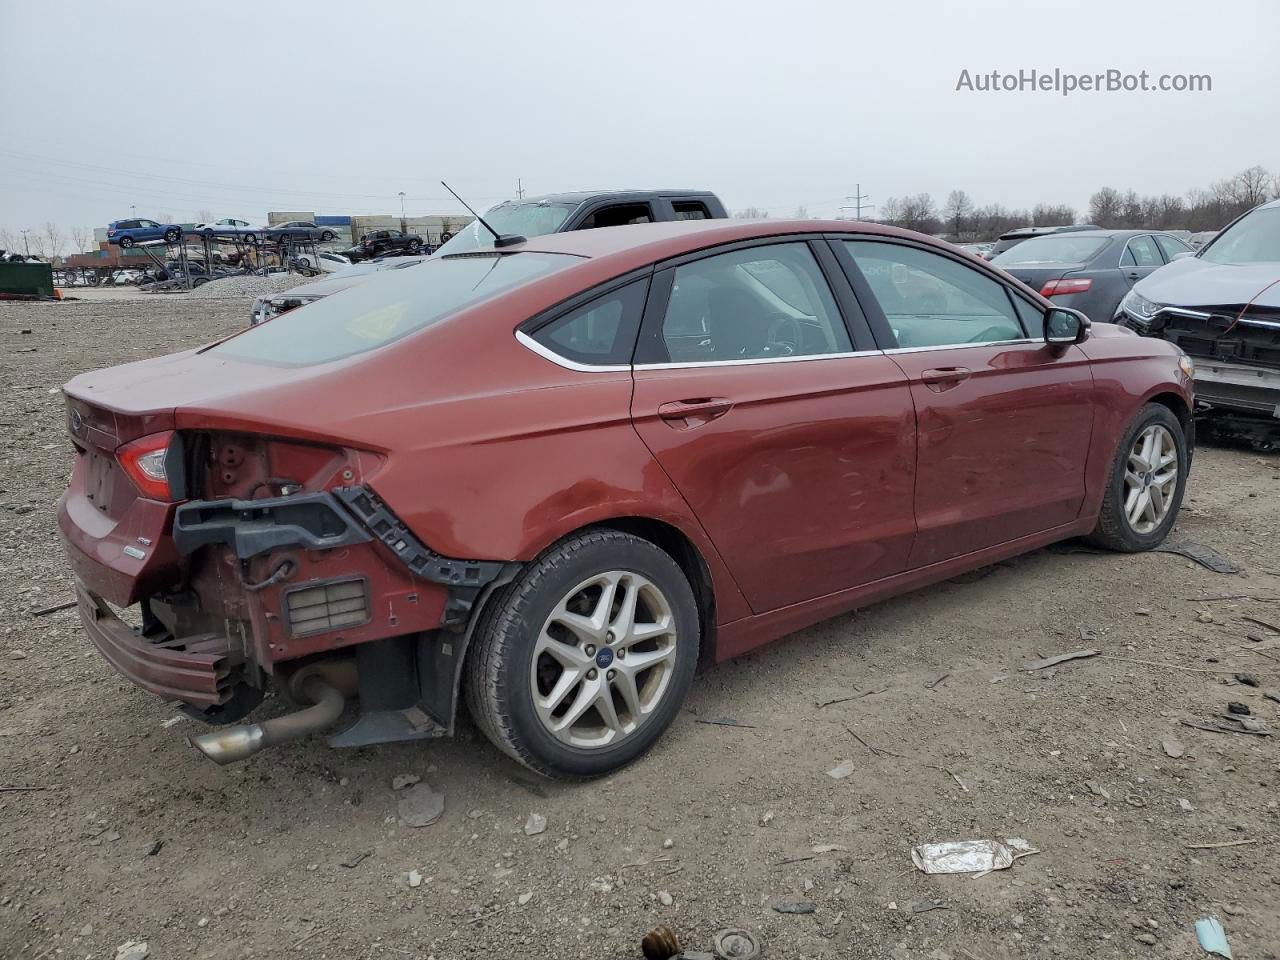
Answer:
360;229;424;258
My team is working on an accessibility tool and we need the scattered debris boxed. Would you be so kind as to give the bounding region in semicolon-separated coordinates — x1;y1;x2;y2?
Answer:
340;850;372;868
518;891;533;905
145;840;163;856
641;922;682;960
811;843;847;854
0;785;52;793
114;941;149;960
657;890;674;906
1179;798;1193;812
1162;739;1185;759
391;773;421;791
1151;540;1240;574
1265;690;1280;705
923;672;949;689
1085;780;1111;801
771;897;816;915
911;899;949;914
816;687;887;708
1241;615;1280;634
826;759;855;780
1134;931;1158;945
397;782;444;827
524;813;547;836
711;928;761;960
1227;702;1251;715
1022;649;1098;671
1195;917;1234;958
1180;718;1269;737
159;716;185;729
663;838;675;849
694;717;756;728
1185;839;1257;850
407;869;422;888
30;599;77;617
911;838;1036;875
1233;673;1260;688
760;810;775;826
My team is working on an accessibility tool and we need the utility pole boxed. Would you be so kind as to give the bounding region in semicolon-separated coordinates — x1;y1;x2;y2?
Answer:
20;228;31;257
840;184;873;221
516;178;525;200
398;191;407;233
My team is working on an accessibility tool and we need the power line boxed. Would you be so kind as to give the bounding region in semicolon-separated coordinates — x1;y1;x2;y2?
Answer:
840;184;873;220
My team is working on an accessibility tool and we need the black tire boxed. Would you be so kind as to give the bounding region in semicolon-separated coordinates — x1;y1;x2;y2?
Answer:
163;228;180;243
1085;403;1188;552
408;238;422;252
321;230;336;242
440;231;453;243
466;529;700;779
119;236;135;248
242;232;257;245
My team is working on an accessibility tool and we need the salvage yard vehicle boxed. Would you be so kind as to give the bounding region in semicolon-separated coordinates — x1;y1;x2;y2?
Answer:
992;229;1193;323
984;223;1101;260
247;188;729;325
359;229;424;258
58;219;1195;778
1117;198;1280;450
265;220;339;243
250;255;427;324
195;217;258;239
106;218;182;247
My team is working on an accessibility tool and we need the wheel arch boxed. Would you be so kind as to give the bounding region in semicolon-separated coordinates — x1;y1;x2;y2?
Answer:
1144;388;1195;456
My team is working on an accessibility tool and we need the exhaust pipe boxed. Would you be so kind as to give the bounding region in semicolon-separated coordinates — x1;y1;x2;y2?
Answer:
189;669;349;765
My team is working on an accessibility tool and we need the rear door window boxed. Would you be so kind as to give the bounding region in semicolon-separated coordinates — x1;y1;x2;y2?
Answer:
1154;234;1192;260
1121;236;1162;266
647;242;852;363
576;203;654;230
671;201;711;221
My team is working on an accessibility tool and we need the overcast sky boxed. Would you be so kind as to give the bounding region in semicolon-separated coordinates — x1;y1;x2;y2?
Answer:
2;0;1277;235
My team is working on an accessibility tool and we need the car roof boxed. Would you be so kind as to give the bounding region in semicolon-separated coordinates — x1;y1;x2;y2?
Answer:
999;224;1100;239
512;189;718;205
1027;229;1152;240
447;218;950;270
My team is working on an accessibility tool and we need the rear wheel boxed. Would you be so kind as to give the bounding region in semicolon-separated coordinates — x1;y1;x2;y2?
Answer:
408;238;422;252
163;228;180;243
466;529;699;779
321;230;336;242
1085;403;1187;552
119;236;135;248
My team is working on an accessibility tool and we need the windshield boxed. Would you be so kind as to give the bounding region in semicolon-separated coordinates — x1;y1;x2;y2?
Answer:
992;235;1110;265
436;201;577;254
216;252;575;365
1200;206;1280;264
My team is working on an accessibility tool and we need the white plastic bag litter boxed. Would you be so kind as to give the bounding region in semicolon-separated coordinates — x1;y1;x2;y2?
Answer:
910;838;1035;875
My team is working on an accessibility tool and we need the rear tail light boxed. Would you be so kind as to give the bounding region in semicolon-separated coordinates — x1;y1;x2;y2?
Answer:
116;431;176;501
1040;278;1092;297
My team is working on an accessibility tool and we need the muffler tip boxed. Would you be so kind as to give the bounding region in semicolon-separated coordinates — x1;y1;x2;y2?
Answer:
188;724;266;765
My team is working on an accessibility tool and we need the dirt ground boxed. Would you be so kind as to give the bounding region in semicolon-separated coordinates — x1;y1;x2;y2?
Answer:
2;294;1278;960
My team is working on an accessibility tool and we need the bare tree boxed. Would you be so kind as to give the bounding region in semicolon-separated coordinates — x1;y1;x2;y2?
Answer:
43;222;64;260
1233;165;1271;207
196;209;215;224
69;226;91;255
733;207;770;219
943;190;973;240
896;194;936;233
0;227;17;255
878;197;903;224
793;205;809;219
1031;203;1075;226
1088;187;1123;227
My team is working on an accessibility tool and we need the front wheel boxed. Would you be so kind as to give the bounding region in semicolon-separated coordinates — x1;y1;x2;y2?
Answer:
466;529;699;779
1085;403;1188;552
163;228;180;243
320;230;336;242
407;238;422;253
119;236;135;248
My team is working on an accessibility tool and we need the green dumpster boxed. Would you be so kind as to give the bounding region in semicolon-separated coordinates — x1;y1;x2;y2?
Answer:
0;261;55;297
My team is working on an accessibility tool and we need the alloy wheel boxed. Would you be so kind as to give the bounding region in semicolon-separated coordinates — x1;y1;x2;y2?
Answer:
1124;423;1178;534
530;570;678;749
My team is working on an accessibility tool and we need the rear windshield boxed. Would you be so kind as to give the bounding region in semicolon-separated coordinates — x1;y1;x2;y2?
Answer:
992;235;1110;265
215;252;576;365
1200;206;1280;264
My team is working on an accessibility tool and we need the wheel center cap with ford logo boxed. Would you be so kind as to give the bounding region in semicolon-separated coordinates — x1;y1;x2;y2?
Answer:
595;647;615;669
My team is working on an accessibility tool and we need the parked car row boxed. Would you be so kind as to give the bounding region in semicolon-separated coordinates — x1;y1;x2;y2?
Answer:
107;217;341;247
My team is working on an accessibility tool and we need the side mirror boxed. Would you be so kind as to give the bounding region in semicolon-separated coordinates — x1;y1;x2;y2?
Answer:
1045;307;1090;345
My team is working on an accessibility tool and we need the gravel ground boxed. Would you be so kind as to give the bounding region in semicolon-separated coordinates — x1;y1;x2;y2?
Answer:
2;297;1279;960
182;273;312;299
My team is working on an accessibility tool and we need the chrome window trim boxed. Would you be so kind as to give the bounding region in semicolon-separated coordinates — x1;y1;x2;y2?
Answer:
882;338;1039;355
515;330;630;373
1119;234;1162;269
634;349;884;370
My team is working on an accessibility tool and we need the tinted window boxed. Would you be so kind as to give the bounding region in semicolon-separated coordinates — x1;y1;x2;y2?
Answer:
530;280;647;366
655;243;851;363
845;241;1025;348
1154;235;1192;260
672;201;711;221
991;235;1109;265
215;252;574;366
577;204;653;230
1200;207;1280;264
1124;236;1162;266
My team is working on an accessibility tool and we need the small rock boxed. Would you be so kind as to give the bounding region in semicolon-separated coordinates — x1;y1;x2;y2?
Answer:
773;897;816;915
408;869;422;888
196;917;209;928
1135;608;1151;616
104;830;121;843
1161;739;1184;759
69;744;80;755
826;759;855;780
1133;932;1157;946
760;810;775;825
555;838;569;852
1178;798;1193;812
662;838;674;849
391;773;421;791
1085;780;1110;800
10;650;27;660
1227;702;1251;716
518;891;534;906
524;813;547;836
79;924;94;937
1197;612;1214;624
1234;674;1260;688
115;941;149;960
1222;904;1245;917
398;782;444;828
467;808;483;819
657;890;674;907
13;505;34;515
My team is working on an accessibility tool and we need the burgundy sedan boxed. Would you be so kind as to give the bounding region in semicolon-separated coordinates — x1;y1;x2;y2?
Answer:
58;219;1195;778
